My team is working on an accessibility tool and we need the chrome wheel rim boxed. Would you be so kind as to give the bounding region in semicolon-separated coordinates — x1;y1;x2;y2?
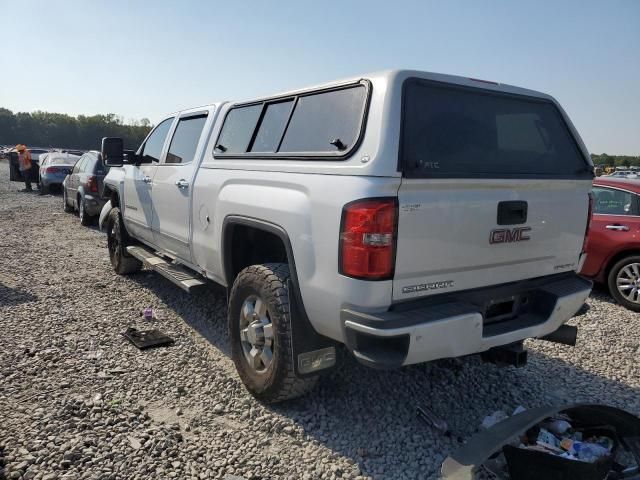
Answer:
239;295;274;374
79;200;84;221
616;262;640;304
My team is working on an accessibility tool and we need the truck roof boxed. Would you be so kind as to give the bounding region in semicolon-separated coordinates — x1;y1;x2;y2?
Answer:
168;69;554;118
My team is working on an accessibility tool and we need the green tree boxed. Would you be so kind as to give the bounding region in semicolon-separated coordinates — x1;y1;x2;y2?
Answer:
0;108;151;150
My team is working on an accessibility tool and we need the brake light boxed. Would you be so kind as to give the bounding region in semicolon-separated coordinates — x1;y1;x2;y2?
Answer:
582;192;594;253
339;198;398;280
87;175;98;193
45;167;60;174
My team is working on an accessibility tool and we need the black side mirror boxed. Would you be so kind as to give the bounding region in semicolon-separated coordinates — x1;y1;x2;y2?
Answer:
101;137;124;167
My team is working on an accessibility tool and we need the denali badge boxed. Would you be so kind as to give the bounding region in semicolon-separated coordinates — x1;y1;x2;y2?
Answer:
490;226;531;244
402;280;454;294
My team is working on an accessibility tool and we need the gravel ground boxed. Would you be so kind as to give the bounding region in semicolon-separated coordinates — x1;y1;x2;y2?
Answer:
1;160;638;480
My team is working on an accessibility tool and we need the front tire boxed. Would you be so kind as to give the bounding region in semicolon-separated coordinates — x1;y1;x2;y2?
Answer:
228;263;318;403
106;207;142;275
608;255;640;312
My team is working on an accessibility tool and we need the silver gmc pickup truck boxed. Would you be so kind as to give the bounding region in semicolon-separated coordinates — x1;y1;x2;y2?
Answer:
98;70;594;402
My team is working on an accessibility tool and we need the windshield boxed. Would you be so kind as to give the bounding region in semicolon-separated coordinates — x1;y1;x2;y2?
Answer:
401;79;590;178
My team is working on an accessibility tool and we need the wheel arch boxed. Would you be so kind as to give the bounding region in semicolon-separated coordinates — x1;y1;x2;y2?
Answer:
103;184;120;208
222;215;338;377
222;216;299;292
604;248;640;281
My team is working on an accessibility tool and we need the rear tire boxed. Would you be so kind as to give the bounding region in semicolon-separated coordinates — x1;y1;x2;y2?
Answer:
607;255;640;312
79;196;93;226
63;188;73;213
106;207;142;275
228;263;318;403
40;179;49;195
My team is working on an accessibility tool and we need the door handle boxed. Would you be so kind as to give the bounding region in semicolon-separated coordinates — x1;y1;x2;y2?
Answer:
142;176;152;184
175;179;190;189
606;224;630;231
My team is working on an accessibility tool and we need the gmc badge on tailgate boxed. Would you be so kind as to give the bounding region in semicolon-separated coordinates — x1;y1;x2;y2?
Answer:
490;226;532;244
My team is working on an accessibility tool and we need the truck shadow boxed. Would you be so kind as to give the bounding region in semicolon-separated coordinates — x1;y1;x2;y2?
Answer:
127;274;640;479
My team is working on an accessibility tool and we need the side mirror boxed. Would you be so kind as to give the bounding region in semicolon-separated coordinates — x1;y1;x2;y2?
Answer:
101;137;124;167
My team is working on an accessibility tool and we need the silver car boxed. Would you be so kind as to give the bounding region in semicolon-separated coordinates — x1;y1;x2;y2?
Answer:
38;152;80;194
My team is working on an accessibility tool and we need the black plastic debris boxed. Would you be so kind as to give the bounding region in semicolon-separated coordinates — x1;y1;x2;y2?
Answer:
122;327;174;350
441;404;640;480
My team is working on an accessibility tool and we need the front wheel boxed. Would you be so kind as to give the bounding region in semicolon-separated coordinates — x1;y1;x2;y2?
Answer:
228;263;318;403
608;255;640;312
106;207;142;275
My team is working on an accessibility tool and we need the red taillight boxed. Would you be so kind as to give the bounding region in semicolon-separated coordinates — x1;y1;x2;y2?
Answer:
582;192;594;253
45;167;60;174
87;175;98;193
339;198;398;280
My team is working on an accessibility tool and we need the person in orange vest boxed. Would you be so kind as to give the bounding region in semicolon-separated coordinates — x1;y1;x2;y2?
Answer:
16;144;33;191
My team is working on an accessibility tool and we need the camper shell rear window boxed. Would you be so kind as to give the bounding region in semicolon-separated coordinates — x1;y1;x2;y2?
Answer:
400;78;592;179
213;81;370;160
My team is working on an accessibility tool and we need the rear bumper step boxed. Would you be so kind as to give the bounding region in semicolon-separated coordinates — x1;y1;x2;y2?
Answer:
126;246;206;293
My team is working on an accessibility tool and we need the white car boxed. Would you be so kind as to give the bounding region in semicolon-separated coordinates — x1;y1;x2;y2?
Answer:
99;70;594;402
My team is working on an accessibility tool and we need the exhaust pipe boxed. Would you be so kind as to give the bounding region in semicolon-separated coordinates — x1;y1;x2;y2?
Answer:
481;342;528;368
539;324;578;347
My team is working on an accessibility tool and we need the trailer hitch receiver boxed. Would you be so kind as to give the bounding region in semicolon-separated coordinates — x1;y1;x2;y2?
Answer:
481;342;528;368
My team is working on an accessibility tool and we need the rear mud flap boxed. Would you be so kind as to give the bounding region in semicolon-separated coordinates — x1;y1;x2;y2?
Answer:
441;404;640;479
287;279;338;377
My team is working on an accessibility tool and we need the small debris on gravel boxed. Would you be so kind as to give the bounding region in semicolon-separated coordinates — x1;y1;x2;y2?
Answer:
0;160;638;479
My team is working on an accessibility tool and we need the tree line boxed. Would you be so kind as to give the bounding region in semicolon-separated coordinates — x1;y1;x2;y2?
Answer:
2;107;638;165
0;108;152;151
591;153;640;168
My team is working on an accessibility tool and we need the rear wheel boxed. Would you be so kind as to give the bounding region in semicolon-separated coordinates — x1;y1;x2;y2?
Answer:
228;263;318;403
106;207;142;275
608;255;640;312
63;187;73;213
79;195;93;226
40;178;49;195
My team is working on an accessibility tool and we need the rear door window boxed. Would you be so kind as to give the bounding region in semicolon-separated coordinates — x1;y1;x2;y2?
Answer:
141;118;174;162
592;187;638;215
166;115;208;164
401;79;590;178
72;155;85;174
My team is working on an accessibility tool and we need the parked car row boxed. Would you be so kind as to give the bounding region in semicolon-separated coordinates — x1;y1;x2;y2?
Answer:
6;145;109;225
7;147;87;185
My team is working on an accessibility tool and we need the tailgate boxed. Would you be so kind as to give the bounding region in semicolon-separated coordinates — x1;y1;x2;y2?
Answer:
394;78;593;301
393;178;591;301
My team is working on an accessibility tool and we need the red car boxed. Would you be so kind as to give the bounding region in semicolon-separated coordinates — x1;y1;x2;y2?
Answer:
580;177;640;311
